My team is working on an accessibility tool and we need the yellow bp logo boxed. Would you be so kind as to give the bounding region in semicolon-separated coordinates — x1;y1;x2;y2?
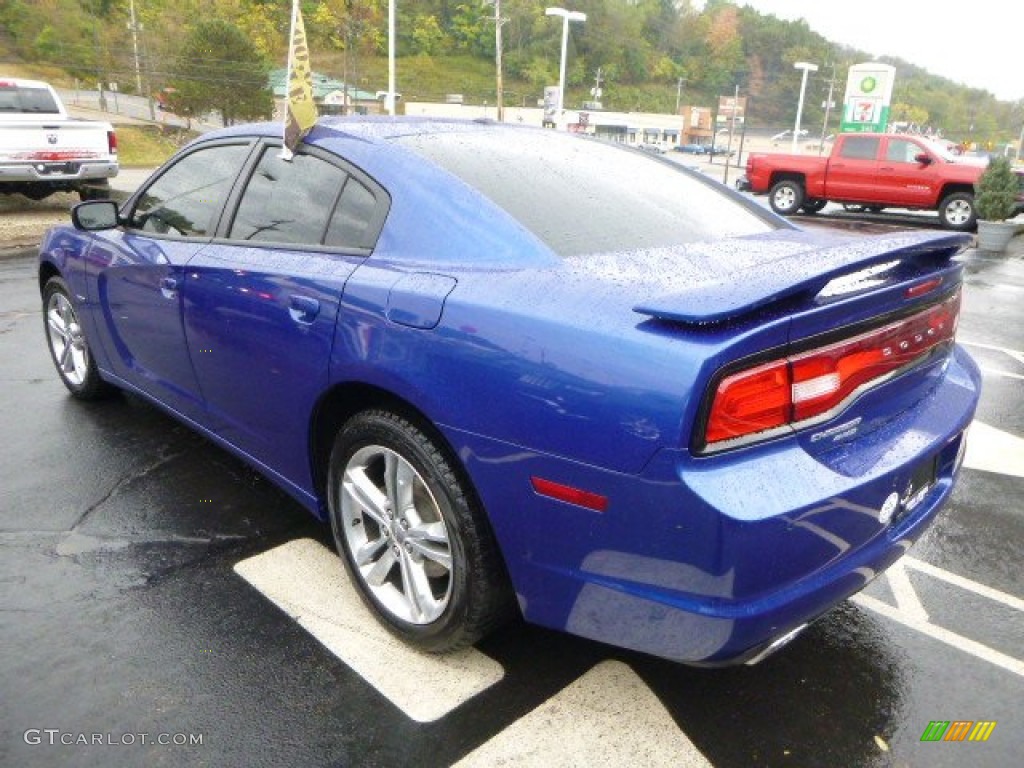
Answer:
860;76;878;93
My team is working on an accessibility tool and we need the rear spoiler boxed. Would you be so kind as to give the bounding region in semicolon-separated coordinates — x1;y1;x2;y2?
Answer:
633;232;970;325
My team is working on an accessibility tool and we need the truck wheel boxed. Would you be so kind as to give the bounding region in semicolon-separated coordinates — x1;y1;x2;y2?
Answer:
22;185;55;201
938;192;976;231
769;180;805;216
801;199;827;214
78;181;111;201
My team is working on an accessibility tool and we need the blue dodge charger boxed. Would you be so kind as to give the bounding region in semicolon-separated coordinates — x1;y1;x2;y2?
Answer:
39;118;980;665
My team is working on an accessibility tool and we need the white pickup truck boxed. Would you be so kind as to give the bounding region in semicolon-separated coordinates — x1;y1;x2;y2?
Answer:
0;77;118;201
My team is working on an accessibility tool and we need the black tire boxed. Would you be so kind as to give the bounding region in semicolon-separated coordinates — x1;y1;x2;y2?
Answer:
42;276;113;400
800;199;827;214
769;180;805;216
866;205;885;213
938;192;976;231
327;409;511;652
78;180;111;201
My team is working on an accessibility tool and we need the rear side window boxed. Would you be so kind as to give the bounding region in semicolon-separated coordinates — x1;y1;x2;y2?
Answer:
130;143;250;237
230;148;348;245
397;129;775;256
839;137;880;160
325;177;377;248
0;85;60;113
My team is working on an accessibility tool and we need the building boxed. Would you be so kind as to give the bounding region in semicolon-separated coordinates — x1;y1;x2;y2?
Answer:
404;100;717;151
268;68;379;116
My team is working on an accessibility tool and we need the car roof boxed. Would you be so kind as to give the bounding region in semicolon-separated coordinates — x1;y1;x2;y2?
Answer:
202;116;529;147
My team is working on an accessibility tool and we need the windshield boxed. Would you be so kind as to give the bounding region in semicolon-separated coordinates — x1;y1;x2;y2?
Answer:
396;128;777;257
0;85;60;113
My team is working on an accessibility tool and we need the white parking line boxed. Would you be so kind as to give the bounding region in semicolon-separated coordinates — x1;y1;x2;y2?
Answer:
453;661;711;767
904;557;1024;613
234;538;504;722
851;557;1024;678
963;421;1024;478
960;339;1024;367
977;366;1024;381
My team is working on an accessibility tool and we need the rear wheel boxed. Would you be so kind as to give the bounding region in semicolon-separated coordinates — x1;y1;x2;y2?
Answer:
327;409;511;652
78;180;111;201
769;180;804;216
938;192;976;231
800;199;827;214
42;276;112;399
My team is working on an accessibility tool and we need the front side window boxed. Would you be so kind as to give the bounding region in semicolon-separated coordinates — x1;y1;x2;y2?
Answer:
886;139;921;163
130;143;250;237
839;137;881;160
230;148;349;245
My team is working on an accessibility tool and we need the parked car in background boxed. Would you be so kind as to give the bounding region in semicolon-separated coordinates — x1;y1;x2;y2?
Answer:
39;118;980;666
674;142;707;154
745;132;1024;230
0;77;118;200
705;145;735;157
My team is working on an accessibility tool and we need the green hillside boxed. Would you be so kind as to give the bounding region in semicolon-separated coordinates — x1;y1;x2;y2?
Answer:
1;0;1020;142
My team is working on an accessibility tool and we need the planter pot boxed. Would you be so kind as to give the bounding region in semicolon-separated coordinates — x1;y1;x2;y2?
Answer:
976;220;1017;253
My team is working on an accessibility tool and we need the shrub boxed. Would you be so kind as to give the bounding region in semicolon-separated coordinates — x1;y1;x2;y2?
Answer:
975;156;1019;221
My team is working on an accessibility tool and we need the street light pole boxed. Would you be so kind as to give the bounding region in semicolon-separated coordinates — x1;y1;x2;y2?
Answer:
792;61;818;154
387;0;395;115
545;7;586;130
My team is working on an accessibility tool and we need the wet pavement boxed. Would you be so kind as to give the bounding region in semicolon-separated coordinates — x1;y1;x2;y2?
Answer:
1;229;1022;767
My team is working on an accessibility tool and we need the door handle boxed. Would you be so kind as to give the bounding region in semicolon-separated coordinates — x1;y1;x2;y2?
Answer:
288;294;320;324
159;276;179;299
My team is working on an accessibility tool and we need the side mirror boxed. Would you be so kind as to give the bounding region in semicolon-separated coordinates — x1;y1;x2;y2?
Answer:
72;200;120;231
915;153;933;165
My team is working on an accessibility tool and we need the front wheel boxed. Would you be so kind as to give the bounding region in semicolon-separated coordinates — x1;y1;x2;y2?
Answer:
42;276;112;399
938;192;976;231
769;180;805;216
327;409;511;652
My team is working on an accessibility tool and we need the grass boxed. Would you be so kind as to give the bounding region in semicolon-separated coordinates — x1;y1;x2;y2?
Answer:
116;125;195;168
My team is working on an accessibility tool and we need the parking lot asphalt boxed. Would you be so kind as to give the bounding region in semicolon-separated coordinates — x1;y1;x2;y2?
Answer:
2;227;1023;767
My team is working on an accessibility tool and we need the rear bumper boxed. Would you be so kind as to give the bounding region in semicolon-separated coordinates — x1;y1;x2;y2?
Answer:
451;345;981;665
0;160;118;184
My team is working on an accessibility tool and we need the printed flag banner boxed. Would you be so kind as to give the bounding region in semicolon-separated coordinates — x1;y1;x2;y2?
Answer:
283;0;317;158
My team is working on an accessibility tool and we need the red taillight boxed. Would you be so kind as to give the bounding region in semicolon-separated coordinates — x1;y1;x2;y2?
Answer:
107;130;118;155
704;292;961;449
705;360;791;444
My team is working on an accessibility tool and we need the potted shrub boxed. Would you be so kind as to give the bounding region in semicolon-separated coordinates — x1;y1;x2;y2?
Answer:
974;156;1019;252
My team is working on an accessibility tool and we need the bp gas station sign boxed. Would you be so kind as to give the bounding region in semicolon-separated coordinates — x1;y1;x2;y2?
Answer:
840;63;896;133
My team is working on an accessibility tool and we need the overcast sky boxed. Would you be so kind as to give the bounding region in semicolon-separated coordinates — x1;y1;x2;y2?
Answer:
726;1;1022;103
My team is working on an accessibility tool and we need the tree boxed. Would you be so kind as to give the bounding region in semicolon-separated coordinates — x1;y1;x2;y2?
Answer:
172;19;273;126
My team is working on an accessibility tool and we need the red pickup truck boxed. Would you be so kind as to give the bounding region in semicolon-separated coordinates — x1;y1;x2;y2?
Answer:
744;133;1021;231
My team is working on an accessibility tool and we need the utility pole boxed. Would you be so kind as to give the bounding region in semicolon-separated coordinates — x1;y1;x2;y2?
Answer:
128;0;143;95
819;64;837;157
723;84;739;186
675;76;687;114
591;66;603;105
485;1;507;122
